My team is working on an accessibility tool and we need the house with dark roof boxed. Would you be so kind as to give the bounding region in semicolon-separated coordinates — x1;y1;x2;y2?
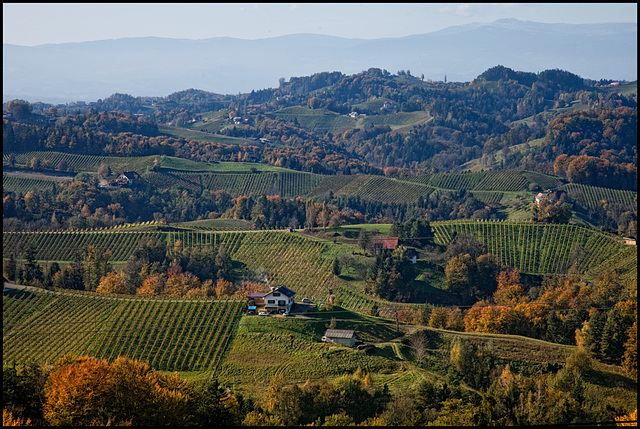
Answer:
115;171;140;186
263;286;296;314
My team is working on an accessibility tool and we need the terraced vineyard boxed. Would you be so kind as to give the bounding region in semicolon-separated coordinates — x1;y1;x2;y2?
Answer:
431;220;634;277
189;231;338;302
2;288;244;374
469;190;504;204
5;223;635;317
565;183;637;212
274;171;325;197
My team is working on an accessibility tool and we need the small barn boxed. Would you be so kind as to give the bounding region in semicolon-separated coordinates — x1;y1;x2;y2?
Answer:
322;329;358;347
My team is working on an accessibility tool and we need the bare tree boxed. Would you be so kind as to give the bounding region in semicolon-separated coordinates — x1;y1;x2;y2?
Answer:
410;331;428;363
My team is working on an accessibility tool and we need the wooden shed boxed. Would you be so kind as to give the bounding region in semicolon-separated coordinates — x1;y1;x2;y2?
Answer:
322;329;358;347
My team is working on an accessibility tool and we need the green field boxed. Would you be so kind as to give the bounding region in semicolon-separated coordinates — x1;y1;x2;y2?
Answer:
270;107;430;134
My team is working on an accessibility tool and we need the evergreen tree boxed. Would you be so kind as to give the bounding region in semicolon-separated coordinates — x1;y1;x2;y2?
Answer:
83;245;112;292
601;302;636;364
583;310;606;360
21;242;43;286
332;258;340;276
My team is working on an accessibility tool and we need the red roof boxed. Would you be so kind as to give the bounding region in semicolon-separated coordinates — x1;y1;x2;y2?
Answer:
373;236;399;249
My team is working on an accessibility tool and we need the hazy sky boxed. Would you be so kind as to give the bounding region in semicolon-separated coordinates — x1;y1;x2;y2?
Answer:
3;3;637;46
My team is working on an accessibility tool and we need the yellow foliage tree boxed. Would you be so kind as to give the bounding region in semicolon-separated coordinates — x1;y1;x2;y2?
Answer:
615;409;637;426
3;409;32;427
96;271;130;294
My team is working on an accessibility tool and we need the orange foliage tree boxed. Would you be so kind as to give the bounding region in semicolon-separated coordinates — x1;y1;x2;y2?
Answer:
96;271;130;294
43;355;190;426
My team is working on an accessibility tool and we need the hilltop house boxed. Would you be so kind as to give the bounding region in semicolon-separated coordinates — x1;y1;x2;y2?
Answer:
322;329;358;347
262;286;296;314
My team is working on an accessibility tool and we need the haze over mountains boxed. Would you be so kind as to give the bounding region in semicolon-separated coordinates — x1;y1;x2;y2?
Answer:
3;19;637;104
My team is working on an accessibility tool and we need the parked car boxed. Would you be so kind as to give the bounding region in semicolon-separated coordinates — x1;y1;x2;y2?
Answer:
302;298;313;304
258;309;270;316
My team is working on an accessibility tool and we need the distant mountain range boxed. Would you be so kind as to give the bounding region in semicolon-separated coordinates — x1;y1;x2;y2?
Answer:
3;19;637;104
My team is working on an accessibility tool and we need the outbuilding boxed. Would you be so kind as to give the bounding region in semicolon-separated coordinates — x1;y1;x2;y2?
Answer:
322;329;358;347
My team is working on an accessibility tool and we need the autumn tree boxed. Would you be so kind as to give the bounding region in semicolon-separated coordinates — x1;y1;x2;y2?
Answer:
137;272;166;296
96;271;130;294
493;269;526;305
531;199;573;223
97;162;111;179
622;320;637;380
43;355;192;426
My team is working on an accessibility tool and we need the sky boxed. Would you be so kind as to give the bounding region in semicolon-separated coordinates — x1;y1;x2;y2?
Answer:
3;3;637;46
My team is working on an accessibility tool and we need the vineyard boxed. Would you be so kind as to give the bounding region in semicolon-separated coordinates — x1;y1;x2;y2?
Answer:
2;288;244;374
3;230;166;262
469;190;504;204
2;230;343;306
431;220;635;277
143;170;324;198
309;175;434;204
2;174;67;194
565;183;637;213
406;169;562;192
5;151;157;173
